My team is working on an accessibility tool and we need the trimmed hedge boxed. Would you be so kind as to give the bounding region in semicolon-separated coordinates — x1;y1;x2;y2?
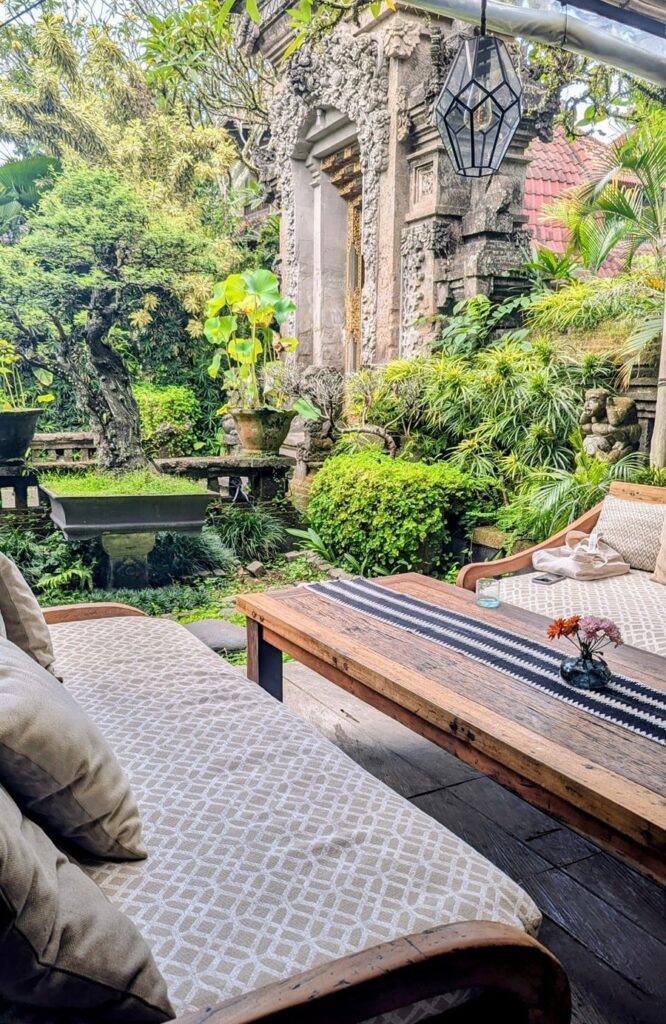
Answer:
307;452;478;573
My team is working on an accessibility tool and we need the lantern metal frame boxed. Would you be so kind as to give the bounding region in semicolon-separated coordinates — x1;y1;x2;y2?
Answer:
434;0;523;178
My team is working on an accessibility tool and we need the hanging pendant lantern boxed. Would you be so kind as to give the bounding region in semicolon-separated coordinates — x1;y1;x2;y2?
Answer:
435;0;522;178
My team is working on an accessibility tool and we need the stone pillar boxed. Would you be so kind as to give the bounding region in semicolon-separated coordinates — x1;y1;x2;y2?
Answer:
290;157;315;364
101;532;156;589
311;160;347;369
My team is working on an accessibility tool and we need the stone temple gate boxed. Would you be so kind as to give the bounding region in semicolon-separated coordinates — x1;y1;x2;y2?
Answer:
242;5;555;369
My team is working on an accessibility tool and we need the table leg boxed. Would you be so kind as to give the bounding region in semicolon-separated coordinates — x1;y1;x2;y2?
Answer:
246;618;283;701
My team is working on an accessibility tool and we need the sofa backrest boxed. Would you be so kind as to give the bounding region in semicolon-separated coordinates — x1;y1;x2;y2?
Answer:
598;483;666;572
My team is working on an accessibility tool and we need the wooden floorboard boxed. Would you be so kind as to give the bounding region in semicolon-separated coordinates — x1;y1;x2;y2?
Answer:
282;662;666;1024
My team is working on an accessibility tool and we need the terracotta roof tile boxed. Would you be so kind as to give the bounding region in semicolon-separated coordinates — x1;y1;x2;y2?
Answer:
525;127;610;254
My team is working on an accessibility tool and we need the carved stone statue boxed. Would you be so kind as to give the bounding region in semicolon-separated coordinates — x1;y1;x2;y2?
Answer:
580;389;641;463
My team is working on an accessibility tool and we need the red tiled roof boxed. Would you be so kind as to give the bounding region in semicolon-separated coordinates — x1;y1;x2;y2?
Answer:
524;127;610;255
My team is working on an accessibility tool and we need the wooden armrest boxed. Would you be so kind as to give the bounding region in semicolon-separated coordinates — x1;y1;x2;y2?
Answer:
43;602;148;624
456;502;603;591
174;922;570;1024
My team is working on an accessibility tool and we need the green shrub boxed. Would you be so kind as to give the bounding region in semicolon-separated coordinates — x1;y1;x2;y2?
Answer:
134;383;201;457
496;447;645;542
307;452;482;574
207;503;290;562
149;528;237;585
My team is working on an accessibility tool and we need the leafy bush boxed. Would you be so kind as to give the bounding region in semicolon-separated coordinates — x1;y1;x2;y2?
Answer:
307;452;484;573
344;342;616;493
207;503;290;562
40;583;213;615
134;383;202;457
496;446;645;542
0;514;99;596
149;528;237;585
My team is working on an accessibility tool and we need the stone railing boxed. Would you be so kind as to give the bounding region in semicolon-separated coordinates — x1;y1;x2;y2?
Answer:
0;435;296;521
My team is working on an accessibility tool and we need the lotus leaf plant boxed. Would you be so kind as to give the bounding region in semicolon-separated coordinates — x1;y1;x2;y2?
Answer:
203;269;318;420
0;339;54;411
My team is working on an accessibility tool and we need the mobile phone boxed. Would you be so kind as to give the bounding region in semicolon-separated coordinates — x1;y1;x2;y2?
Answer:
533;573;565;585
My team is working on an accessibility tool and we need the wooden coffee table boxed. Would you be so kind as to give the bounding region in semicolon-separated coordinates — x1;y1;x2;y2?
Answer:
237;573;666;884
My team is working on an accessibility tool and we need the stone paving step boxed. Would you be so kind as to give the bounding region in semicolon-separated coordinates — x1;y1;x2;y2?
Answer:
185;618;246;652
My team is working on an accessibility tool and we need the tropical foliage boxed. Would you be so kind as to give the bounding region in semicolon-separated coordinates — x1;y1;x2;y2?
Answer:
544;109;666;465
203;269;317;417
344;336;615;496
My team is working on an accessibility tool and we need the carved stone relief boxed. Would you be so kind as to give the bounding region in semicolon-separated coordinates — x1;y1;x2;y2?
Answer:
400;220;451;355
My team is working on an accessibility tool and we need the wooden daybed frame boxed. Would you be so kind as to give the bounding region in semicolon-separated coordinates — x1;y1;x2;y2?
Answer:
43;601;571;1024
457;480;666;591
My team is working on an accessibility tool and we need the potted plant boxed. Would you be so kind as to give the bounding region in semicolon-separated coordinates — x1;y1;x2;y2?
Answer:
203;269;318;454
40;469;216;540
0;339;54;463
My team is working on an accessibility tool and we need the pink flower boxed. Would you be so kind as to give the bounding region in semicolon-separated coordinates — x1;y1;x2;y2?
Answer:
578;616;623;647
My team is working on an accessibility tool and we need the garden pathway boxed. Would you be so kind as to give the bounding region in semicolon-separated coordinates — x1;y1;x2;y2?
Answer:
281;661;666;1024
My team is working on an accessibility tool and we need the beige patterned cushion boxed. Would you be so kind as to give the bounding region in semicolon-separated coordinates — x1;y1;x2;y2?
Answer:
0;552;55;672
596;495;666;572
0;636;145;860
500;569;666;656
0;784;172;1020
652;518;666;586
48;616;541;1017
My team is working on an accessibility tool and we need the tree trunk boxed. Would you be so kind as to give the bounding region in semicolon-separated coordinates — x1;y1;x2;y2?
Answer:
75;291;151;472
649;290;666;468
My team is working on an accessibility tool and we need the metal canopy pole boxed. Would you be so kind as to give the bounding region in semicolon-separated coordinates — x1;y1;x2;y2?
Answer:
403;0;666;85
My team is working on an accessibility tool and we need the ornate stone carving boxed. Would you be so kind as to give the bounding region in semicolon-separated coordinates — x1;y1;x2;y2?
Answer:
400;220;451;355
384;17;422;60
580;389;641;462
396;85;414;144
268;26;390;362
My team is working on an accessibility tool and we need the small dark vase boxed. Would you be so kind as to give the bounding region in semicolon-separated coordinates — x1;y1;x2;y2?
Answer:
559;654;611;691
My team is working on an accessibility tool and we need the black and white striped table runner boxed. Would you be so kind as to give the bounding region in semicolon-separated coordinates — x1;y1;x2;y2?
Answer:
304;577;666;747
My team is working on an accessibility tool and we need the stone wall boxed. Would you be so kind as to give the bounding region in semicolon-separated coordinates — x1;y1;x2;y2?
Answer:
244;5;555;367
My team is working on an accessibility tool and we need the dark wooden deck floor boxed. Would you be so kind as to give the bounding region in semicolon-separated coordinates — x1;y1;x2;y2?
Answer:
282;662;666;1024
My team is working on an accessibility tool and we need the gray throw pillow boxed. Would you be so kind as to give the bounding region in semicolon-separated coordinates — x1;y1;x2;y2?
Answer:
0;784;173;1020
0;635;146;860
596;495;666;573
0;551;55;672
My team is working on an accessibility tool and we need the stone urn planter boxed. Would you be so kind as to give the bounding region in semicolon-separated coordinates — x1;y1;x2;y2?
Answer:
231;409;296;455
0;409;41;464
41;488;216;541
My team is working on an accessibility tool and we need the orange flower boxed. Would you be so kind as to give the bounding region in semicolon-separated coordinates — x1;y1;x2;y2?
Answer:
547;615;580;640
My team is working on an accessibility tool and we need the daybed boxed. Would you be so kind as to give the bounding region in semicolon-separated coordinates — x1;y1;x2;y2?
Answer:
458;482;666;657
0;599;569;1023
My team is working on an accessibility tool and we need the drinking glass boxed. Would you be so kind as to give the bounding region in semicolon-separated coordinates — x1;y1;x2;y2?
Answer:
476;577;501;608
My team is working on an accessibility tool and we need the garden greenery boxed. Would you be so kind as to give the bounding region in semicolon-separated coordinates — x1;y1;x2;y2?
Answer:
307;452;487;574
41;470;206;497
344;339;616;496
134;384;202;458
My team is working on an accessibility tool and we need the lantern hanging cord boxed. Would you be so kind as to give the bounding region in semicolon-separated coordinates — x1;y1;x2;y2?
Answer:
480;0;487;36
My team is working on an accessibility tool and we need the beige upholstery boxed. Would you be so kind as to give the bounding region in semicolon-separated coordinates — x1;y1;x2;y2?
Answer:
596;494;666;572
47;616;541;1018
0;636;146;860
500;569;666;656
652;518;666;586
0;784;171;1020
0;552;55;672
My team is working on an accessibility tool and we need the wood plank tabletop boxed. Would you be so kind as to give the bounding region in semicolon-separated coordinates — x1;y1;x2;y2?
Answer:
237;573;666;882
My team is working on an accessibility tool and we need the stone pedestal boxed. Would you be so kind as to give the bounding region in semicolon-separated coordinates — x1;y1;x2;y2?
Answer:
101;532;156;589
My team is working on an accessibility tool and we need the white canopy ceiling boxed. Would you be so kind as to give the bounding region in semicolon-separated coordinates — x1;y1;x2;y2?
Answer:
408;0;666;84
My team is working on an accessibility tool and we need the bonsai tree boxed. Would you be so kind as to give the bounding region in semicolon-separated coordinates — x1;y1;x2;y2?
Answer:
203;269;318;419
0;164;224;470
